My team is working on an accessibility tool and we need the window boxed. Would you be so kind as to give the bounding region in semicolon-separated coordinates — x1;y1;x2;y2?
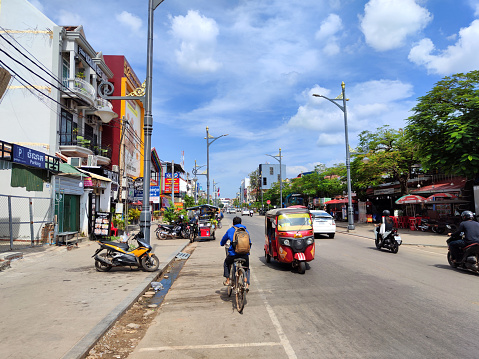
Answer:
60;110;74;145
62;58;70;88
263;177;267;186
270;166;274;175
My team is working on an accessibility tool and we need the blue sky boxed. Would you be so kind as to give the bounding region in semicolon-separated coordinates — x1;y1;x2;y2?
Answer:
31;0;479;199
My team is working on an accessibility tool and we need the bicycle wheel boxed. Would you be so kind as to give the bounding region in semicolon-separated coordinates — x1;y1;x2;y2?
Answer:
236;267;246;313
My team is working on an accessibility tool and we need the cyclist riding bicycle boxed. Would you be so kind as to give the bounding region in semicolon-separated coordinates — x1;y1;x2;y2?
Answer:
220;216;251;289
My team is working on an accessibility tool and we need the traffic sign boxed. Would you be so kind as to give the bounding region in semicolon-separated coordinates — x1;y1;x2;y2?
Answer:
267;200;271;204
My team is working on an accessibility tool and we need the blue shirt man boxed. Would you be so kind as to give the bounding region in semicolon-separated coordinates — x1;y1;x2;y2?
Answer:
220;216;251;286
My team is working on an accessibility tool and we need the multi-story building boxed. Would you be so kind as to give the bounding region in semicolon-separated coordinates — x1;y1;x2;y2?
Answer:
259;163;287;190
0;0;117;238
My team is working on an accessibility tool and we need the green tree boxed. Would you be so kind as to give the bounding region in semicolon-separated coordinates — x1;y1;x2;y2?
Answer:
406;70;479;178
351;125;419;196
249;168;260;202
183;195;195;209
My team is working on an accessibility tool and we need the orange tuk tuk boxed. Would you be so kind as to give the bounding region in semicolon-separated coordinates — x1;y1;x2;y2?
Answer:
264;207;315;274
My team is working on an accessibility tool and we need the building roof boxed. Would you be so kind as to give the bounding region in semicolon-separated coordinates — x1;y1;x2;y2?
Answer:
411;177;467;194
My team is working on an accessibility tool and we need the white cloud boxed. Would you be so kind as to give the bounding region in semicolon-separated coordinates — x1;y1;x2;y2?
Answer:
360;0;432;51
315;14;343;56
468;0;479;16
408;19;479;75
115;11;142;34
170;10;221;73
57;10;83;26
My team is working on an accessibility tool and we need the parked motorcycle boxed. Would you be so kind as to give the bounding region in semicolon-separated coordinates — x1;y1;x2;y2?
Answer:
446;233;479;274
374;227;402;253
189;218;198;243
156;219;189;240
93;232;159;272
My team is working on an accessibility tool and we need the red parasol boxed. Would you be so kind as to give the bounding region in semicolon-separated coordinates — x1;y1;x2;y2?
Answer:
425;193;458;202
395;194;426;204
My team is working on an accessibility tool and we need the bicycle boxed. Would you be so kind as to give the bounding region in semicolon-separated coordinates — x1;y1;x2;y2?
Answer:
224;241;248;313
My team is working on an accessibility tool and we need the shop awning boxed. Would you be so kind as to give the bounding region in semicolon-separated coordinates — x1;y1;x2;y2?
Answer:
325;199;357;204
411;178;466;194
78;168;111;182
58;162;85;177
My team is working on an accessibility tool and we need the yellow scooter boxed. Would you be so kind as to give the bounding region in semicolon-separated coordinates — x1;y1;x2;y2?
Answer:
93;232;159;272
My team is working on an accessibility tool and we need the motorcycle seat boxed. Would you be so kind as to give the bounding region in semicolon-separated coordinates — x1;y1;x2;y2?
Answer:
108;241;130;251
160;224;175;229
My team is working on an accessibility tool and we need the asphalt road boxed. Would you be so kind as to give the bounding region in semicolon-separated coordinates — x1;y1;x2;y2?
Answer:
129;213;479;359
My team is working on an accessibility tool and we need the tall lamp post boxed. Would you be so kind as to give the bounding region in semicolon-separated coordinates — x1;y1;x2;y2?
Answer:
313;82;354;230
266;148;283;208
205;126;228;205
192;160;206;204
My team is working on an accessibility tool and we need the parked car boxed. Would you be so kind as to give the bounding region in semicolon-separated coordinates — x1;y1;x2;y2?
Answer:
227;207;235;214
310;210;336;238
241;208;250;216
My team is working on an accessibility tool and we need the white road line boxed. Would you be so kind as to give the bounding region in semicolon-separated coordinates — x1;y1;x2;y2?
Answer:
139;342;282;352
252;271;298;359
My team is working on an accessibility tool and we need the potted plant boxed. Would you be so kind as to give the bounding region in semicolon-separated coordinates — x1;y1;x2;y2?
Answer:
112;214;125;235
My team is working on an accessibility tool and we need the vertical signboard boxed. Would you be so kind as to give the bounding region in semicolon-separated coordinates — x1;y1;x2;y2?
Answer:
124;99;141;178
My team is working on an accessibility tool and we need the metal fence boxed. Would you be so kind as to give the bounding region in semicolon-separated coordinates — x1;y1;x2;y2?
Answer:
0;194;54;252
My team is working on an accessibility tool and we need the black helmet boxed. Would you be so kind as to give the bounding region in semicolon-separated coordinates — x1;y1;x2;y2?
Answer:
383;210;390;216
461;210;474;220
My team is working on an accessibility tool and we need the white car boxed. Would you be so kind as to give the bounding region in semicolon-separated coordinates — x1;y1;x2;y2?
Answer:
310;210;336;238
241;209;250;216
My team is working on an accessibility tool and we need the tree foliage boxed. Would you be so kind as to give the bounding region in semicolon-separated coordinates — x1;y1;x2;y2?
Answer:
350;126;419;196
406;71;479;178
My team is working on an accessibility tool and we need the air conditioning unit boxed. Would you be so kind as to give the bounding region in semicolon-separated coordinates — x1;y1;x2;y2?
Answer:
87;155;97;166
68;157;82;167
112;165;119;172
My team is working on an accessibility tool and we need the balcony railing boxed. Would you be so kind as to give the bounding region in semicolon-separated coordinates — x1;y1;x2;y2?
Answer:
59;132;112;159
63;77;95;103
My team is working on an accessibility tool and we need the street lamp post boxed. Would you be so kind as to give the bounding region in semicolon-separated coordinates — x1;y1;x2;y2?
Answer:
266;148;283;208
205;126;228;205
192;160;206;204
313;82;354;230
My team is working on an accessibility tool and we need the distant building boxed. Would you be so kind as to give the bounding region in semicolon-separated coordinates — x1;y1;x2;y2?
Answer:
259;163;287;190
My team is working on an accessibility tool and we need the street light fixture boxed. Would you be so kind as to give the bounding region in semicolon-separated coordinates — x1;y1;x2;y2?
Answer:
266;148;283;208
313;82;354;230
205;126;228;205
192;160;206;204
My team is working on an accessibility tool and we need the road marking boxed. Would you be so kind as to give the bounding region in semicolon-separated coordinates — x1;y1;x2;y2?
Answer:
139;342;282;352
252;271;298;359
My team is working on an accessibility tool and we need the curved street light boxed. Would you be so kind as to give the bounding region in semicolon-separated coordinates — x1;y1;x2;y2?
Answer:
313;82;355;230
205;126;228;204
266;148;283;208
192;159;206;204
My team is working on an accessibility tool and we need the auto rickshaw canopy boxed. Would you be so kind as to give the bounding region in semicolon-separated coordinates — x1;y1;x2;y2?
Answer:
265;207;312;231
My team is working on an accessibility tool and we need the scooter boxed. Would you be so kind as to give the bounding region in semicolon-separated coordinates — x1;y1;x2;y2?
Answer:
446;233;479;273
93;232;159;272
374;226;402;253
156;220;189;240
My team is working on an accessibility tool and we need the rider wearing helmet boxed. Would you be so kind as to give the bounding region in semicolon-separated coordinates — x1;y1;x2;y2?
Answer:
376;209;394;245
448;210;479;263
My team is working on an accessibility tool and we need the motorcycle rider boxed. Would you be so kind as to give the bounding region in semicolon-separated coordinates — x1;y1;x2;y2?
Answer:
220;216;251;289
447;210;479;263
376;209;394;245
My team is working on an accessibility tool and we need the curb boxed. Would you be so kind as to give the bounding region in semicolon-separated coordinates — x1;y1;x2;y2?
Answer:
61;241;190;359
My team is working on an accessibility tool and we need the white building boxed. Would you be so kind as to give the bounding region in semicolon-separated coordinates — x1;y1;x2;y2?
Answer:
0;0;115;239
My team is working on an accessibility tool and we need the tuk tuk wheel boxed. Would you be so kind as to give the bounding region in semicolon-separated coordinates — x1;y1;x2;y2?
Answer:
265;250;271;263
298;261;306;274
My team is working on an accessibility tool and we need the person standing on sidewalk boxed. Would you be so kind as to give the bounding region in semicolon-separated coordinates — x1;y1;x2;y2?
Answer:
448;210;479;263
220;216;251;288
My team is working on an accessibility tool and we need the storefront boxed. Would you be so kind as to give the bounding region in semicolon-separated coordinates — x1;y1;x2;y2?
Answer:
79;169;111;235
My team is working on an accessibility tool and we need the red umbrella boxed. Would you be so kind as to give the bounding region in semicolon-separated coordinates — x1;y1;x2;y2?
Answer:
425;193;458;202
395;194;426;204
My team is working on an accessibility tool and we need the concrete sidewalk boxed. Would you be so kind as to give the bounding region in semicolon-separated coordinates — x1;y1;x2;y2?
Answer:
0;228;189;359
336;222;449;247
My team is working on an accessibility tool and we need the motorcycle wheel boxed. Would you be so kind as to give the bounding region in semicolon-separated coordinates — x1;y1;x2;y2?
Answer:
156;230;166;240
141;254;160;272
180;229;189;239
298;261;306;274
95;254;112;272
390;242;399;254
447;251;458;268
435;226;445;234
375;236;382;249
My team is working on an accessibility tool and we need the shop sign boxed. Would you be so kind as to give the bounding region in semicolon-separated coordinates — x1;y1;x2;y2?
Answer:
84;177;93;187
151;186;160;203
374;188;398;195
78;46;107;82
12;144;45;169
